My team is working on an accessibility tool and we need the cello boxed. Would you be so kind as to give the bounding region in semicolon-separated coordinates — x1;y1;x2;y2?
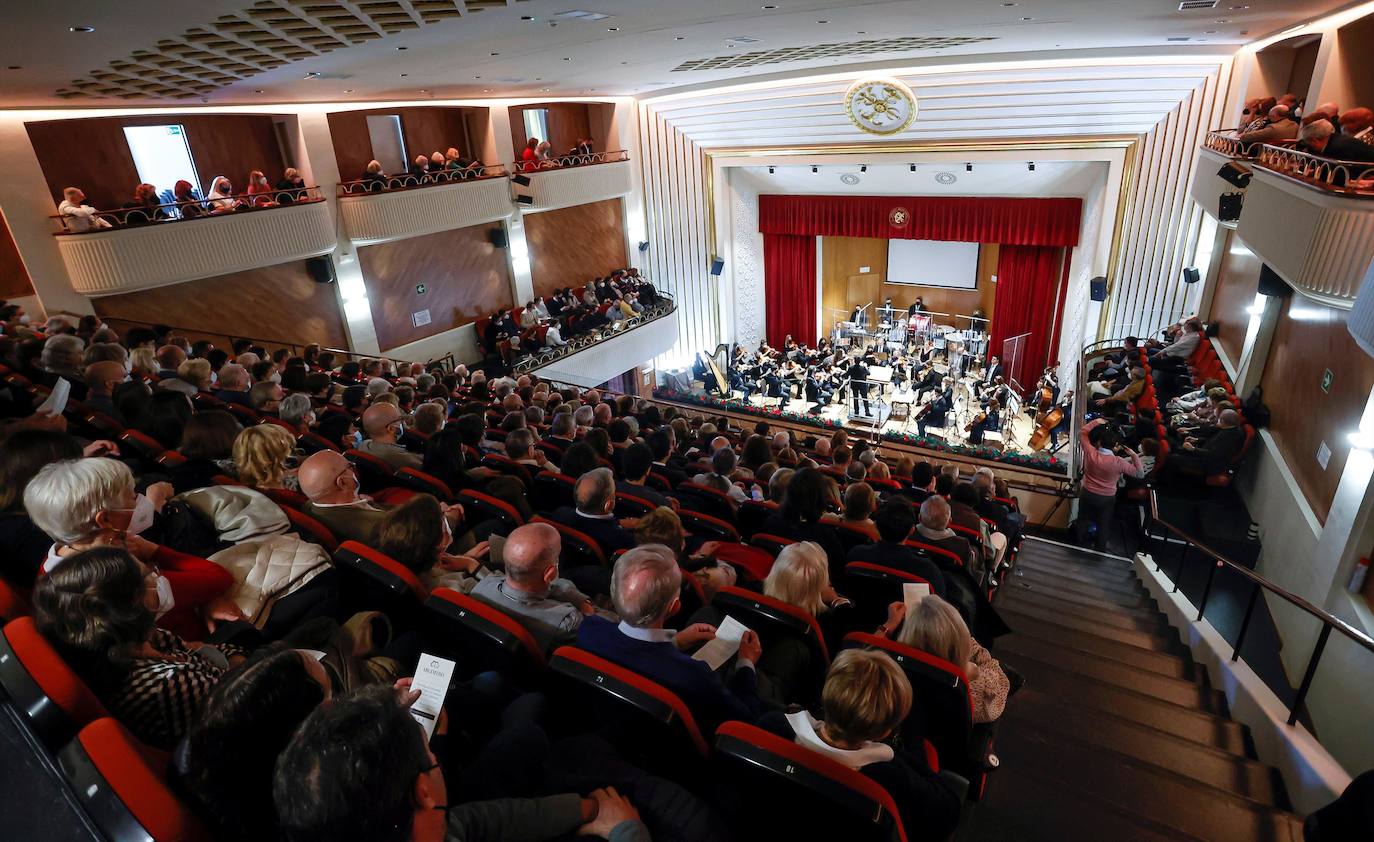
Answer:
1028;404;1064;451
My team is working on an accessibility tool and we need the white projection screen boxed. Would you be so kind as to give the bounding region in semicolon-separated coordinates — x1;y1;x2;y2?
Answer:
886;239;979;288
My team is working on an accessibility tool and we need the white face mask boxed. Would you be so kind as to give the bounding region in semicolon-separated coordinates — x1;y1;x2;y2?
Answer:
127;493;156;536
150;573;176;618
269;371;282;384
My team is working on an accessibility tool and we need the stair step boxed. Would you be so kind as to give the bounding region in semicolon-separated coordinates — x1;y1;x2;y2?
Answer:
1004;688;1281;803
1013;559;1141;590
1003;650;1248;752
1001;577;1162;619
999;603;1179;652
1013;563;1150;601
998;586;1168;633
996;725;1303;842
1017;542;1138;577
958;761;1209;842
998;636;1226;713
1008;620;1196;679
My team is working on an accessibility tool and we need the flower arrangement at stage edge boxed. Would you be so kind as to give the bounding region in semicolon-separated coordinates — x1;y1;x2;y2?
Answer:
879;430;1067;474
652;389;844;430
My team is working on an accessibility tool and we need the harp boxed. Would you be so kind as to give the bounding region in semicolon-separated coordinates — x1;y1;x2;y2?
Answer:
698;343;732;395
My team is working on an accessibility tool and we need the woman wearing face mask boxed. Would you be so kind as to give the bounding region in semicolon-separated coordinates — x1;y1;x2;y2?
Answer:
205;175;240;214
31;545;248;749
23;457;241;641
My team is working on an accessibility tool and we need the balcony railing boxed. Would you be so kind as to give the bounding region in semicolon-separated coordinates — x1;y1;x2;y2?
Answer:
1255;143;1374;196
336;165;514;246
49;187;325;235
336;164;507;196
1202;129;1265;158
513;291;675;374
509;149;630;174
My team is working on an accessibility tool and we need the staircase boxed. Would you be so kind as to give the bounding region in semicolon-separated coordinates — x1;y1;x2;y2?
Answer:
961;537;1305;842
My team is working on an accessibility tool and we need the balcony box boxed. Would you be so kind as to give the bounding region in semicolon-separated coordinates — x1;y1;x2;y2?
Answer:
1236;153;1374;309
517;294;676;388
516;156;633;213
56;200;336;297
338;173;514;246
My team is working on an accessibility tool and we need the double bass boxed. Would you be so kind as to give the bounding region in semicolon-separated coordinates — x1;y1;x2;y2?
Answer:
1028;404;1065;451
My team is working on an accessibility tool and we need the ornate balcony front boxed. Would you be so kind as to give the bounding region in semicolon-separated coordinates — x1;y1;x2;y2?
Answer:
1235;145;1374;309
337;167;514;246
54;196;335;297
510;151;633;213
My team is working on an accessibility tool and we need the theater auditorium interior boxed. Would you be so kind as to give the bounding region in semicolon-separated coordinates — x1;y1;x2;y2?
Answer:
3;1;1374;840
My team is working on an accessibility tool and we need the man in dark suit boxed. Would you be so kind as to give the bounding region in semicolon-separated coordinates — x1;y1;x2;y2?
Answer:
648;430;689;488
847;354;871;416
845;499;946;596
1169;409;1246;476
976;355;1003;399
918;379;954;437
552;467;636;553
617;442;673;509
804;366;832;414
577;545;765;730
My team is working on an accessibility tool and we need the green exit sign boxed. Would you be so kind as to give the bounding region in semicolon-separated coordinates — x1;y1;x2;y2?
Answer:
415;283;427;295
1321;369;1334;394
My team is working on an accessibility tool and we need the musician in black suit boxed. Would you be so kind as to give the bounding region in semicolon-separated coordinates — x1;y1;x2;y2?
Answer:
986;376;1010;410
907;297;925;315
847;354;871;416
968;399;1001;445
918;379;954;436
804;368;832;414
914;364;941;404
976;355;1003;397
850;305;869;329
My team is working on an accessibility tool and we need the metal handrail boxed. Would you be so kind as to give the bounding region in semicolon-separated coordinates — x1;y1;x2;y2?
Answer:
1202;130;1266;159
1146;488;1374;725
511;292;675;374
50;187;324;234
509;149;629;173
1255;143;1374;196
337;165;507;196
92;315;456;373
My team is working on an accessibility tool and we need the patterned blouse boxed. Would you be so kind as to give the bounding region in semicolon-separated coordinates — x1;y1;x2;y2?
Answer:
104;629;245;750
969;641;1011;724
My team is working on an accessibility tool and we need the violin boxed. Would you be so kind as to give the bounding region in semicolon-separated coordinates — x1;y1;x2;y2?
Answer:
965;410;988;433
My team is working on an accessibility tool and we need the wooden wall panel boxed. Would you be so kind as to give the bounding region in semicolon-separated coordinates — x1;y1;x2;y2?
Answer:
507;103;595;156
0;211;34;300
26;115;287;211
1211;231;1262;365
92;260;347;349
1260;298;1374;524
357;224;512;351
326;107;483;181
525;198;628;301
820;236;997;332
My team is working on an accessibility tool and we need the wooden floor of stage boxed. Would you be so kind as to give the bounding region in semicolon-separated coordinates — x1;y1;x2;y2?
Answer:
722;387;1045;453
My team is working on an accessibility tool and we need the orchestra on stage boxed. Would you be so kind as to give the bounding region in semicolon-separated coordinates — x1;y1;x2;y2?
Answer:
694;299;1071;454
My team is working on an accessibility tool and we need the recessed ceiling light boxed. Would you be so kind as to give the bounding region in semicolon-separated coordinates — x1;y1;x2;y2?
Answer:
490;51;499;56
483;89;491;92
521;15;534;20
674;36;684;40
420;89;429;93
817;19;829;23
541;88;550;92
399;73;408;77
254;89;264;94
1020;16;1033;20
762;4;777;8
304;71;322;78
607;26;619;31
68;26;94;33
343;89;354;93
1214;18;1230;23
562;57;571;60
7;65;22;70
396;46;408;51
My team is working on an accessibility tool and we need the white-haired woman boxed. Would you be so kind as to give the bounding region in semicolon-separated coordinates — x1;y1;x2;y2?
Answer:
895;594;1010;723
205;176;240;213
23;457;240;641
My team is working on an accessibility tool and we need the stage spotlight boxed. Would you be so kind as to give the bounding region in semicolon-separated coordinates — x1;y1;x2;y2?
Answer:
510;173;531;187
1028;162;1036;171
909;164;916;173
966;162;973;172
860;164;867;172
768;166;775;174
1217;161;1252;188
811;165;818;173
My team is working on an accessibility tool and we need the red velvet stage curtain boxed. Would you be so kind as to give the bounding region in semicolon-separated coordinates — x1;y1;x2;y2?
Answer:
989;245;1066;390
758;195;1082;247
763;233;817;347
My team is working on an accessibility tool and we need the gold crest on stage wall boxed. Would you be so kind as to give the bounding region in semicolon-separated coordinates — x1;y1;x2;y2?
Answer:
844;78;918;136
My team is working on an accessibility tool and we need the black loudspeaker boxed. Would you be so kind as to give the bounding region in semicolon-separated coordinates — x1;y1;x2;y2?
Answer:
1257;264;1292;297
306;255;336;285
510;173;532;187
1219;192;1244;222
1182;266;1201;284
1217;161;1252;188
638;240;650;253
1089;275;1108;301
710;256;725;276
515;194;534;205
489;227;508;248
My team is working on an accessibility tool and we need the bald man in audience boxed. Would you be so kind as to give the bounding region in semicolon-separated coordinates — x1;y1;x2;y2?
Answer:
552;467;636;553
154;344;188;380
83;360;127;423
1341;107;1373;140
1238;104;1298;144
299;450;393;543
357;402;421;470
470;522;617;651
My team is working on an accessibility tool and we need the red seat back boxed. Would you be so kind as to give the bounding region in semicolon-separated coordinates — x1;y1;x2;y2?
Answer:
750;533;797;558
0;617;108;747
713;586;830;669
425;588;546;674
58;718;211;842
396;467;455;502
677;509;741;543
283;507;340;553
333;541;428;605
903;538;965;568
344;448;398;493
532;516;608;568
458;489;526;530
711;721;909;842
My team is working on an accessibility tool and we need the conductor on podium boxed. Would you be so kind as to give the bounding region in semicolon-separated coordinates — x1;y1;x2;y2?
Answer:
847;354;871;416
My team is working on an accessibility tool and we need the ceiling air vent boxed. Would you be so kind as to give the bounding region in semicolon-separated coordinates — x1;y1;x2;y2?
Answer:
673;35;995;72
1166;36;1191;41
552;10;611;21
1178;0;1218;9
